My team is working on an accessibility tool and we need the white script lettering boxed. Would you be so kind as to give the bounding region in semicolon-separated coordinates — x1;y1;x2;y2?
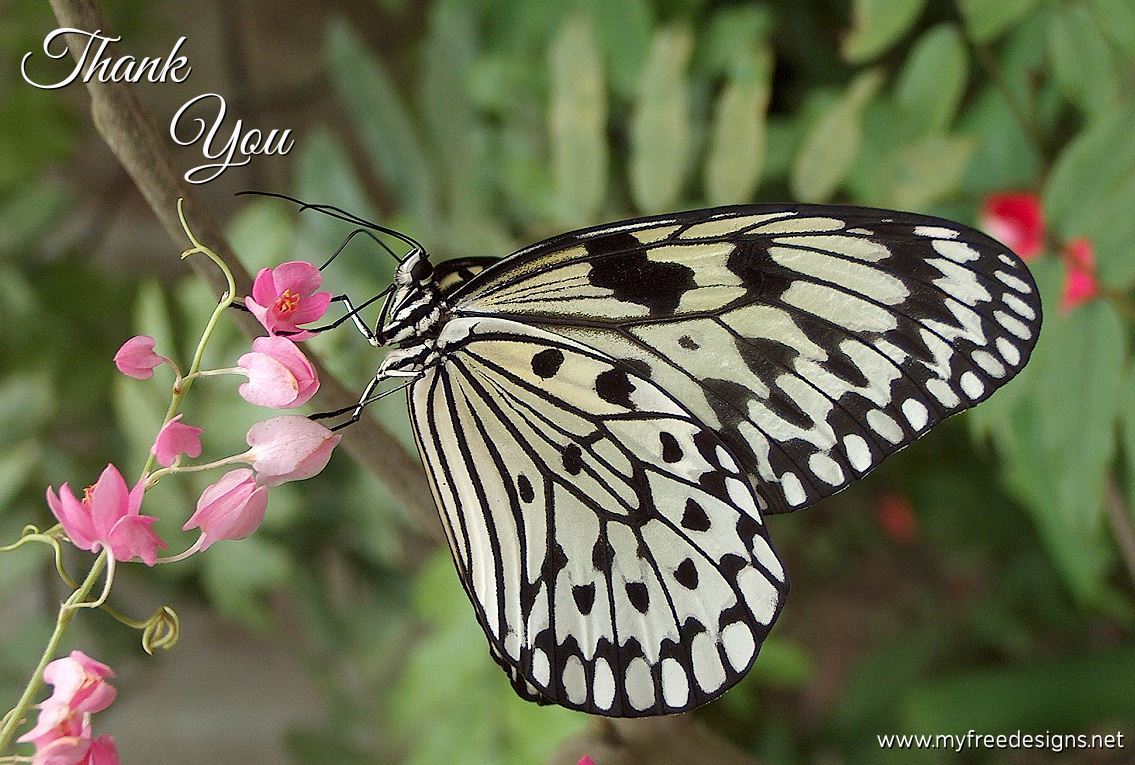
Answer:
21;28;190;90
170;93;295;184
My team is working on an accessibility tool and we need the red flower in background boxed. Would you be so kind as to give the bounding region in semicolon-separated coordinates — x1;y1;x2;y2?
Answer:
1059;238;1099;313
875;492;919;546
979;193;1045;261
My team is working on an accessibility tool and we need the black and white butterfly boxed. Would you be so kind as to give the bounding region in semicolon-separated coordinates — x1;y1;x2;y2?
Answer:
292;199;1042;717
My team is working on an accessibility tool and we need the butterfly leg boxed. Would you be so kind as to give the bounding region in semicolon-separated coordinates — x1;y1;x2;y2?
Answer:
311;374;415;431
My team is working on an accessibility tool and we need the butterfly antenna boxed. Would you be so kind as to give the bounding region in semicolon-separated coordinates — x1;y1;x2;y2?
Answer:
236;190;427;258
321;228;402;269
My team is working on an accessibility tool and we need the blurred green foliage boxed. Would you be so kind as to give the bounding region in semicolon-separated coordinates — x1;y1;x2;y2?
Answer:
2;0;1134;763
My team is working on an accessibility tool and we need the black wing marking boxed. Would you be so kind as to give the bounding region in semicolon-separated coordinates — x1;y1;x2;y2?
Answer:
451;205;1042;514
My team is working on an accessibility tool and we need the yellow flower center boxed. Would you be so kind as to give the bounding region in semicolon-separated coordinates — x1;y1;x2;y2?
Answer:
274;289;300;315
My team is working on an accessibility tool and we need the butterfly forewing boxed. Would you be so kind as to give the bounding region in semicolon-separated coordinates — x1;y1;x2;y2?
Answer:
410;317;786;716
451;205;1042;514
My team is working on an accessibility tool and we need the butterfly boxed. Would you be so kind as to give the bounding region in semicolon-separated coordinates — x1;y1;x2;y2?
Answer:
276;195;1042;717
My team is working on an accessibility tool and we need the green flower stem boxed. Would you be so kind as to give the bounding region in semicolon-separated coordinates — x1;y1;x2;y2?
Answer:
0;552;108;754
146;453;250;487
137;199;238;482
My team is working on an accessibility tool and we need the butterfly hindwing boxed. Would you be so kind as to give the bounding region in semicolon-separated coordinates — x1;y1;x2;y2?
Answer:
409;317;787;716
452;205;1042;514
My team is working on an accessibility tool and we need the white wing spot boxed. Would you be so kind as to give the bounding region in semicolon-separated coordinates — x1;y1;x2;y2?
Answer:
960;371;985;399
625;657;655;711
901;399;929;430
1002;293;1036;321
998;254;1017;267
563;655;587;705
932;239;979;262
504;632;521;659
867;410;904;443
593;658;616;711
808;452;845;486
691;632;726;693
994;310;1032;340
531;648;551;687
926;379;961;408
661;658;690;708
715;444;739;472
721;622;756;673
996;337;1021;366
917;226;959;239
780;471;807;506
972;350;1007;378
843;434;872;472
994;270;1030;293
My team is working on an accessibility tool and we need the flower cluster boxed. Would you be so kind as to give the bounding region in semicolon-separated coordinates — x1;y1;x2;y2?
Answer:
17;652;120;765
72;260;341;563
979;192;1099;313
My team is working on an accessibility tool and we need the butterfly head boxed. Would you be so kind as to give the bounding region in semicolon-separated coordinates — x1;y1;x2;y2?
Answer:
381;249;443;345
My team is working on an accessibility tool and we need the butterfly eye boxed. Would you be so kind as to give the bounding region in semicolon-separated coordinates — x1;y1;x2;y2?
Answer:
410;258;433;281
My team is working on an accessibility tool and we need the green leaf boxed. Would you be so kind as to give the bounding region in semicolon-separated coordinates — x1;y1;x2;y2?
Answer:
1047;5;1120;116
877;135;977;210
1044;102;1135;286
201;536;294;630
549;14;608;224
1087;0;1135;54
956;87;1044;194
903;647;1135;731
0;372;53;449
629;26;695;214
791;69;883;203
703;48;773;205
575;0;654;97
842;0;926;63
895;23;969;136
694;4;775;79
0;440;39;510
325;22;438;227
959;0;1042;42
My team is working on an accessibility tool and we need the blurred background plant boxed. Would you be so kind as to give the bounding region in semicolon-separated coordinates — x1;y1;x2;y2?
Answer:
1;0;1133;763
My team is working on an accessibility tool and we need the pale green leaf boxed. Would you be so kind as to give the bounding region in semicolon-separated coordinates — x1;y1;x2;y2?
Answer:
895;23;969;135
629;26;694;213
201;536;294;630
0;372;53;449
1047;5;1121;116
878;135;976;210
703;47;773;205
576;0;654;97
791;69;883;203
549;14;608;224
1087;0;1135;53
325;22;438;227
959;0;1042;42
842;0;926;63
695;4;775;79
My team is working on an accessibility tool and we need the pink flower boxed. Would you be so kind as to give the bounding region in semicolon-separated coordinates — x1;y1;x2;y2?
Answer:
183;469;269;551
236;336;320;408
150;415;204;467
578;757;597;765
18;652;119;765
244;261;332;340
979;192;1045;261
113;336;167;380
875;491;918;546
42;652;116;717
1060;238;1099;313
46;465;167;565
244;416;341;487
31;734;119;765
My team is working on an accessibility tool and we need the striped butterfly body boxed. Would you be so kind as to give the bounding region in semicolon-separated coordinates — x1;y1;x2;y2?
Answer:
362;204;1041;717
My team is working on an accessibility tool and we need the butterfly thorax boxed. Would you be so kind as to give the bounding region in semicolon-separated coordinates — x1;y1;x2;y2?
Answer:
378;250;448;377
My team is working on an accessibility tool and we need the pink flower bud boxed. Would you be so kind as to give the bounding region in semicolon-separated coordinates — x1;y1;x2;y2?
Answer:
46;465;167;566
244;261;332;340
244;416;341;487
183;469;269;551
150;415;204;467
42;651;117;716
237;336;319;408
979;192;1045;261
578;757;597;765
113;336;166;380
875;491;919;546
1060;238;1099;313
